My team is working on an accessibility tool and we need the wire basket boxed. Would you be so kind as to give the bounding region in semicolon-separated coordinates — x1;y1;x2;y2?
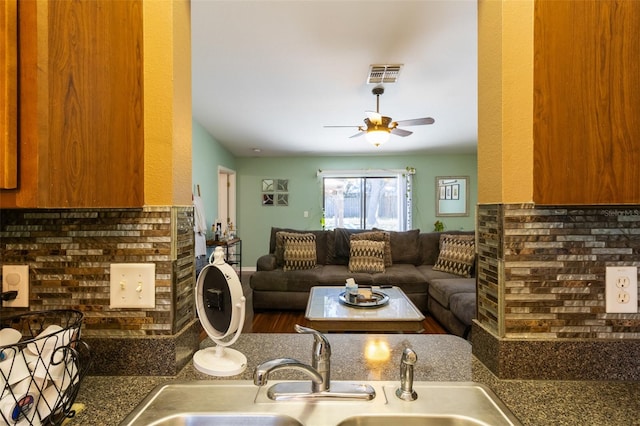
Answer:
0;310;91;425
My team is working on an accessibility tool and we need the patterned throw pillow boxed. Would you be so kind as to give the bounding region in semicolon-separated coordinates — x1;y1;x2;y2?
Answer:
432;234;476;277
350;231;392;267
275;231;306;266
348;239;385;273
282;233;317;271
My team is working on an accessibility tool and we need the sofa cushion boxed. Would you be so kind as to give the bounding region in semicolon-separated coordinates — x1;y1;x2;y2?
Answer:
319;265;373;286
417;265;467;282
428;278;475;309
351;231;392;267
334;228;368;262
370;264;427;294
374;228;420;264
250;268;324;292
326;230;338;264
418;232;442;266
432;234;475;277
449;292;476;326
349;239;385;273
256;254;277;271
282;233;317;271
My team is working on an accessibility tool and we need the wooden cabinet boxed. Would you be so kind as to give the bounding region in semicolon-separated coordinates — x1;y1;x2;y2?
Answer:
533;0;640;204
0;0;144;208
1;0;18;190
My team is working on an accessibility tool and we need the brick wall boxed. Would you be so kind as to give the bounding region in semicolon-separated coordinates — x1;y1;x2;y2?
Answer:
477;203;640;339
0;206;196;336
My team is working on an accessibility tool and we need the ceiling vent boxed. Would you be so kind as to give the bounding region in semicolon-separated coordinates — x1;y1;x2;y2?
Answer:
367;64;403;84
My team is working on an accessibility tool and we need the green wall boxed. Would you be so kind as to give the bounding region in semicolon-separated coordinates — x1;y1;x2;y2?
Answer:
192;120;236;234
236;155;477;268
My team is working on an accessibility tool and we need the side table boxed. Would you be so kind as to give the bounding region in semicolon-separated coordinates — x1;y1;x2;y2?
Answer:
206;238;242;276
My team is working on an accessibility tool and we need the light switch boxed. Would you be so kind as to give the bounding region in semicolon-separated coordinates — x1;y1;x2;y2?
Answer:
109;263;155;308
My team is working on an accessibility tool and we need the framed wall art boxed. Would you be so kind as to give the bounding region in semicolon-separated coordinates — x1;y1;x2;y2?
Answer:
262;178;289;206
436;176;469;217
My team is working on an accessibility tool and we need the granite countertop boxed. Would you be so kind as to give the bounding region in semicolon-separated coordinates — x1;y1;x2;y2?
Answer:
70;333;640;426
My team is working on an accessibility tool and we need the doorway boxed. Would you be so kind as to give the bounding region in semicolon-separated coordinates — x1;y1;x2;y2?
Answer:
218;167;236;231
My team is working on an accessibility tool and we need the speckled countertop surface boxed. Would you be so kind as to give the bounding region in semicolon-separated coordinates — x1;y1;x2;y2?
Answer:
70;334;640;426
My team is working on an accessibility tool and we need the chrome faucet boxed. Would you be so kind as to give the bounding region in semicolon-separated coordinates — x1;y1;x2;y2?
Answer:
253;324;375;401
396;347;418;401
253;357;323;387
294;324;331;392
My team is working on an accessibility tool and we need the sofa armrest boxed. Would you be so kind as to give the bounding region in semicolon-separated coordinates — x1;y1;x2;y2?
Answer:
257;254;278;271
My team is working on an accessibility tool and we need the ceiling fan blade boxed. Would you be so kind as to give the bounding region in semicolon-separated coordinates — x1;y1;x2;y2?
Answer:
324;125;360;128
365;110;383;125
391;128;413;137
349;130;365;138
393;117;435;127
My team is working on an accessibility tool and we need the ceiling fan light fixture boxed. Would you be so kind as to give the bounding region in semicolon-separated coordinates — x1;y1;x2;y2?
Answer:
366;129;390;147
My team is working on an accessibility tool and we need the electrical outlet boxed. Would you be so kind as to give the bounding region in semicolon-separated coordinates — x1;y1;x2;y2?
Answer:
606;266;638;313
2;265;29;308
109;263;155;308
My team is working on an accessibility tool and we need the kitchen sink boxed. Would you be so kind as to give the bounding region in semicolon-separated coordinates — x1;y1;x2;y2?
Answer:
337;415;494;426
147;413;303;426
120;381;521;426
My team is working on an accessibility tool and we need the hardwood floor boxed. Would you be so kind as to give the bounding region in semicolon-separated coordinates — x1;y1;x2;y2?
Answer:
250;310;447;334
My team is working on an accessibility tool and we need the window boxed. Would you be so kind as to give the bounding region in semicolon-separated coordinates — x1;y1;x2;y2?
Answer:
320;169;413;231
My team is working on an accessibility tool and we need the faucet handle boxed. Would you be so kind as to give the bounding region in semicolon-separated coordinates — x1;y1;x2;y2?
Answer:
294;324;331;355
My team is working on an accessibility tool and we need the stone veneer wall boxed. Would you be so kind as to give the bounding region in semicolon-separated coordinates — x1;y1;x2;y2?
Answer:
473;203;640;380
0;207;199;375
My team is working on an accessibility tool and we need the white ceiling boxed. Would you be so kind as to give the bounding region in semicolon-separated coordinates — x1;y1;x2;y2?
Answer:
191;0;477;157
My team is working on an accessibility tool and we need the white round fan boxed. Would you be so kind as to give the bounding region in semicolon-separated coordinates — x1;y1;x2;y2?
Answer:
193;246;247;376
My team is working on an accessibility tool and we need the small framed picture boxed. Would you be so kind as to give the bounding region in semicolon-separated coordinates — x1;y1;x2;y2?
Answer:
277;194;289;206
445;185;452;200
262;194;274;206
452;184;459;200
262;179;274;192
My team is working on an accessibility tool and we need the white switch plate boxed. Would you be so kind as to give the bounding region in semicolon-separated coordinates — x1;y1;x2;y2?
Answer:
110;263;155;308
2;265;29;308
605;266;638;313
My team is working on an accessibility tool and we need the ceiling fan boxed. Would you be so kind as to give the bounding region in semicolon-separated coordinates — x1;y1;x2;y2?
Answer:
324;86;435;147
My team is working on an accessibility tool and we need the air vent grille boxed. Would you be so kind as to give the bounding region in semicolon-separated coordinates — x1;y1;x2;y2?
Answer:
367;64;402;84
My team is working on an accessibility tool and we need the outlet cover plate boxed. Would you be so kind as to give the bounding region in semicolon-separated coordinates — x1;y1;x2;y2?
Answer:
606;266;638;313
110;263;156;309
2;265;29;308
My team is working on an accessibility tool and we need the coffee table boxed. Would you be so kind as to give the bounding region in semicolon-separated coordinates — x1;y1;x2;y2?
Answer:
304;286;425;332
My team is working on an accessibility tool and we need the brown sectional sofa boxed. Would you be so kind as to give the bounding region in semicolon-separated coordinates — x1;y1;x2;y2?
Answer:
250;227;477;337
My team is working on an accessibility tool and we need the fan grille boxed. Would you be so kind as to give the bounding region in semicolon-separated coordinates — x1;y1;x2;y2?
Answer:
367;64;402;84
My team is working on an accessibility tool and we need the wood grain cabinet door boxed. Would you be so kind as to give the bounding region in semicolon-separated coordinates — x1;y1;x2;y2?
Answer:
0;0;18;189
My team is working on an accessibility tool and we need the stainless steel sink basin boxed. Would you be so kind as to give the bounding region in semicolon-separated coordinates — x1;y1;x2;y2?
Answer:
148;413;303;426
337;415;493;426
120;381;521;426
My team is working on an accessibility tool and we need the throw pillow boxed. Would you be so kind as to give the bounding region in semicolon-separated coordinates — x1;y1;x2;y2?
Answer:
348;239;385;273
275;231;304;266
282;233;317;271
432;234;476;277
350;231;392;267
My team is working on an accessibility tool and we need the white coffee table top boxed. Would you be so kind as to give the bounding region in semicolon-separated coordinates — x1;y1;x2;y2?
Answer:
305;286;425;323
